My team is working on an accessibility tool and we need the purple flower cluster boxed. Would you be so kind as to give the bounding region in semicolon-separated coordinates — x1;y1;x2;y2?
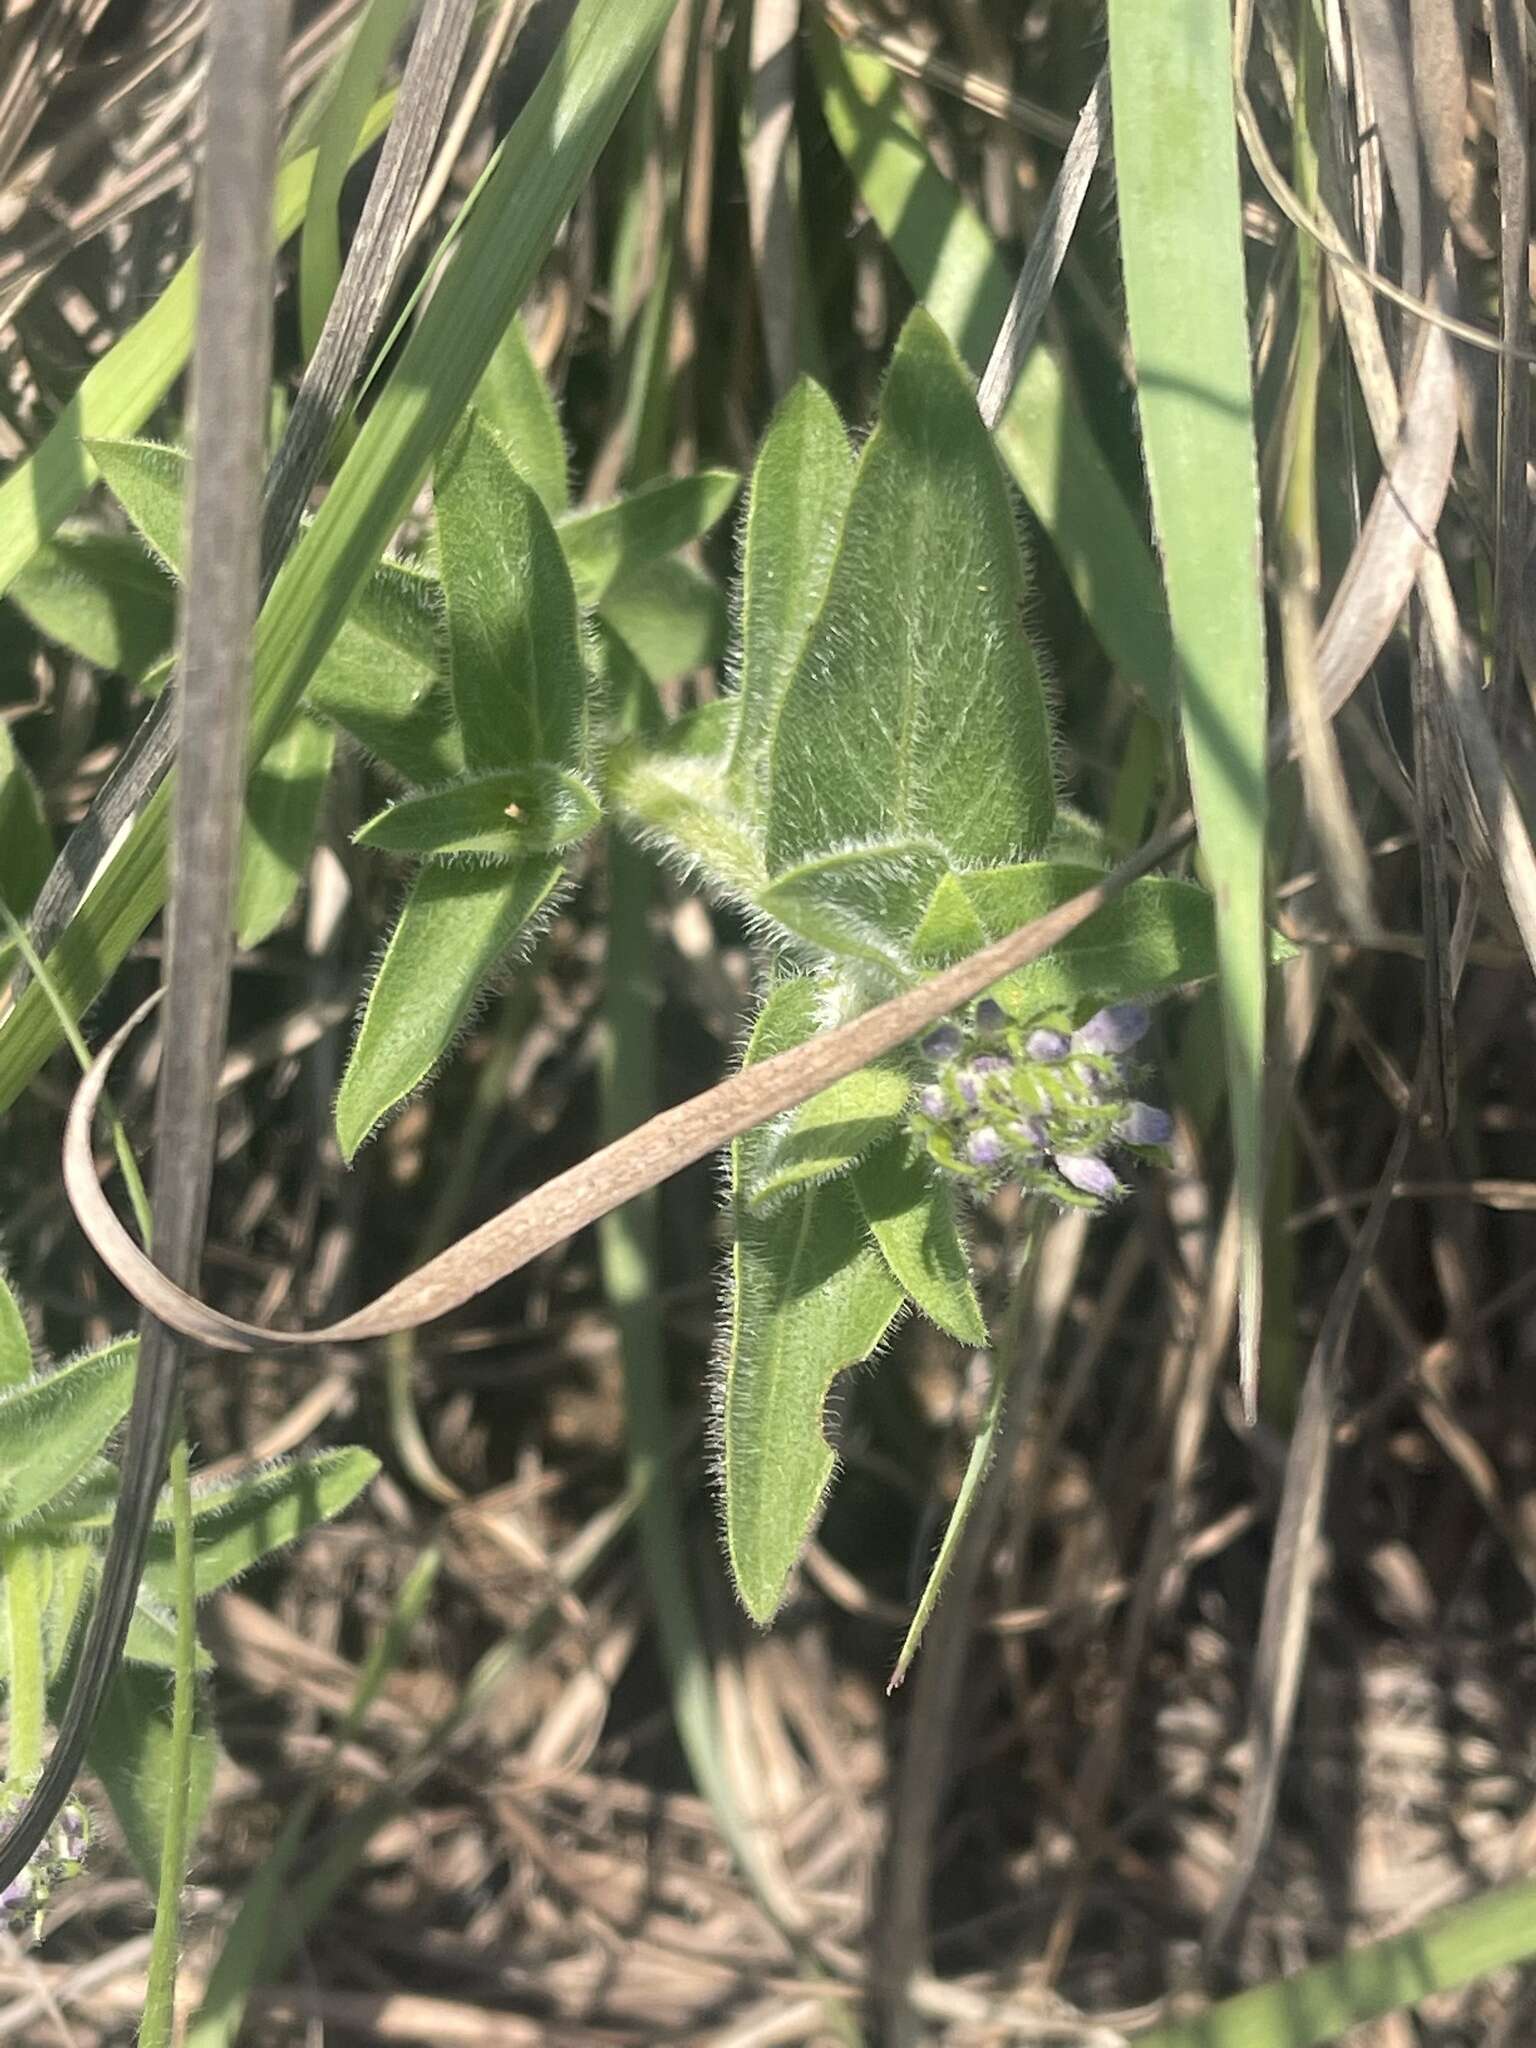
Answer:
910;999;1173;1212
0;1798;89;1939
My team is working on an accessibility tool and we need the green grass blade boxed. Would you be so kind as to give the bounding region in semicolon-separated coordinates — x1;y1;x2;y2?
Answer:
1106;1;1270;1406
1131;1873;1536;2047
0;0;679;1113
812;23;1174;722
0;100;396;601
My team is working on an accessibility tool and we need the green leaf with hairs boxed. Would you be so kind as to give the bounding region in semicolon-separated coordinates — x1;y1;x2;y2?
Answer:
765;310;1053;875
853;1137;986;1347
0;1268;33;1389
557;469;740;605
473;315;569;517
335;855;565;1159
0;725;51;924
599;556;727;685
729;380;853;818
139;1447;380;1605
236;712;335;947
606;698;765;900
86;1663;217;1891
355;763;600;858
435;412;590;774
0;1342;137;1525
757;840;952;975
8;530;176;684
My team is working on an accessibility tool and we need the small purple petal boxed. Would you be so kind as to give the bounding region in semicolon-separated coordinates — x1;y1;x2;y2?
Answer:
921;1023;964;1062
1025;1027;1070;1062
1118;1101;1173;1147
1;1872;32;1913
1009;1117;1049;1156
967;1126;1006;1169
973;998;1008;1033
968;1052;1013;1075
956;1071;979;1108
1072;1002;1150;1056
915;1085;948;1120
1056;1153;1120;1201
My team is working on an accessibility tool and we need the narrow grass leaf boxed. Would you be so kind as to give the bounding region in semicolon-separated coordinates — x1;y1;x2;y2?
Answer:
237;712;336;947
765;309;1054;874
335;855;564;1159
435;413;591;772
853;1138;986;1347
812;24;1174;721
355;764;600;858
557;469;741;605
0;1342;138;1524
729;379;853;809
1106;0;1270;1403
473;315;570;516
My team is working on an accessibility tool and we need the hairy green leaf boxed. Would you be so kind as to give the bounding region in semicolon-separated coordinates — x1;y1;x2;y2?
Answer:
473;315;569;516
0;725;52;923
853;1137;986;1346
0;1269;32;1389
435;412;590;773
7;530;176;683
757;840;952;974
0;1537;91;1689
355;763;600;859
140;1448;380;1604
124;1591;212;1673
606;699;765;899
600;556;728;684
765;309;1053;874
335;855;564;1158
729;380;853;812
0;1342;137;1525
86;1663;217;1891
237;712;335;947
557;469;741;605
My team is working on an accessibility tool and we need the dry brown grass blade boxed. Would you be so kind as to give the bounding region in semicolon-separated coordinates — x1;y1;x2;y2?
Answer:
59;817;1191;1355
1341;0;1424;296
1481;0;1531;719
0;0;290;1895
744;0;800;400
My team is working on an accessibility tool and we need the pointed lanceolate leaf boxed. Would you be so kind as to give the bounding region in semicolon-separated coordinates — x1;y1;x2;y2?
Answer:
355;763;600;859
765;309;1054;875
237;712;335;947
757;839;952;973
0;1341;137;1525
606;699;766;900
0;1267;33;1389
8;530;176;683
735;978;911;1211
124;1589;212;1672
721;1180;904;1624
557;468;740;606
87;1663;217;1890
909;862;1292;1015
473;314;569;516
0;725;52;923
435;412;590;773
853;1137;986;1346
335;854;564;1158
140;1447;380;1604
88;437;184;572
599;556;728;685
729;380;853;812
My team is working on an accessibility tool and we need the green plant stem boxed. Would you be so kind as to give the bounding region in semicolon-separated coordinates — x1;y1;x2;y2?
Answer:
140;1427;195;2048
0;1538;47;1783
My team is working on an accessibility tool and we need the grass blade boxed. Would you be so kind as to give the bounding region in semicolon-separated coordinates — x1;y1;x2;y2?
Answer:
1105;1;1270;1408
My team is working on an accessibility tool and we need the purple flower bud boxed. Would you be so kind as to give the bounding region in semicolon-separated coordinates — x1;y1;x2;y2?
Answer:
915;1085;948;1120
921;1023;964;1062
968;1052;1013;1075
1;1871;32;1914
967;1126;1006;1169
1118;1101;1173;1147
1056;1153;1120;1201
1009;1117;1048;1156
57;1809;87;1863
1025;1027;1070;1062
973;998;1008;1033
1072;1002;1150;1056
955;1070;979;1108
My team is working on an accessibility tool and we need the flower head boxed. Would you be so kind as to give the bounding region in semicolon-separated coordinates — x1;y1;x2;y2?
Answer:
1072;1002;1150;1056
1118;1101;1174;1148
1056;1154;1121;1201
1025;1027;1070;1062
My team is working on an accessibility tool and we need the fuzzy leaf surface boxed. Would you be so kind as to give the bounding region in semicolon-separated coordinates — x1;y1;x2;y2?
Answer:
140;1447;380;1604
765;309;1053;874
729;380;853;814
435;412;590;773
0;1342;137;1525
236;712;335;947
853;1137;986;1346
0;1268;33;1389
355;764;600;859
757;840;952;973
335;854;564;1158
600;556;727;684
0;725;51;923
0;1538;91;1687
606;699;765;899
473;315;569;516
558;469;740;605
8;530;175;683
87;1663;217;1890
